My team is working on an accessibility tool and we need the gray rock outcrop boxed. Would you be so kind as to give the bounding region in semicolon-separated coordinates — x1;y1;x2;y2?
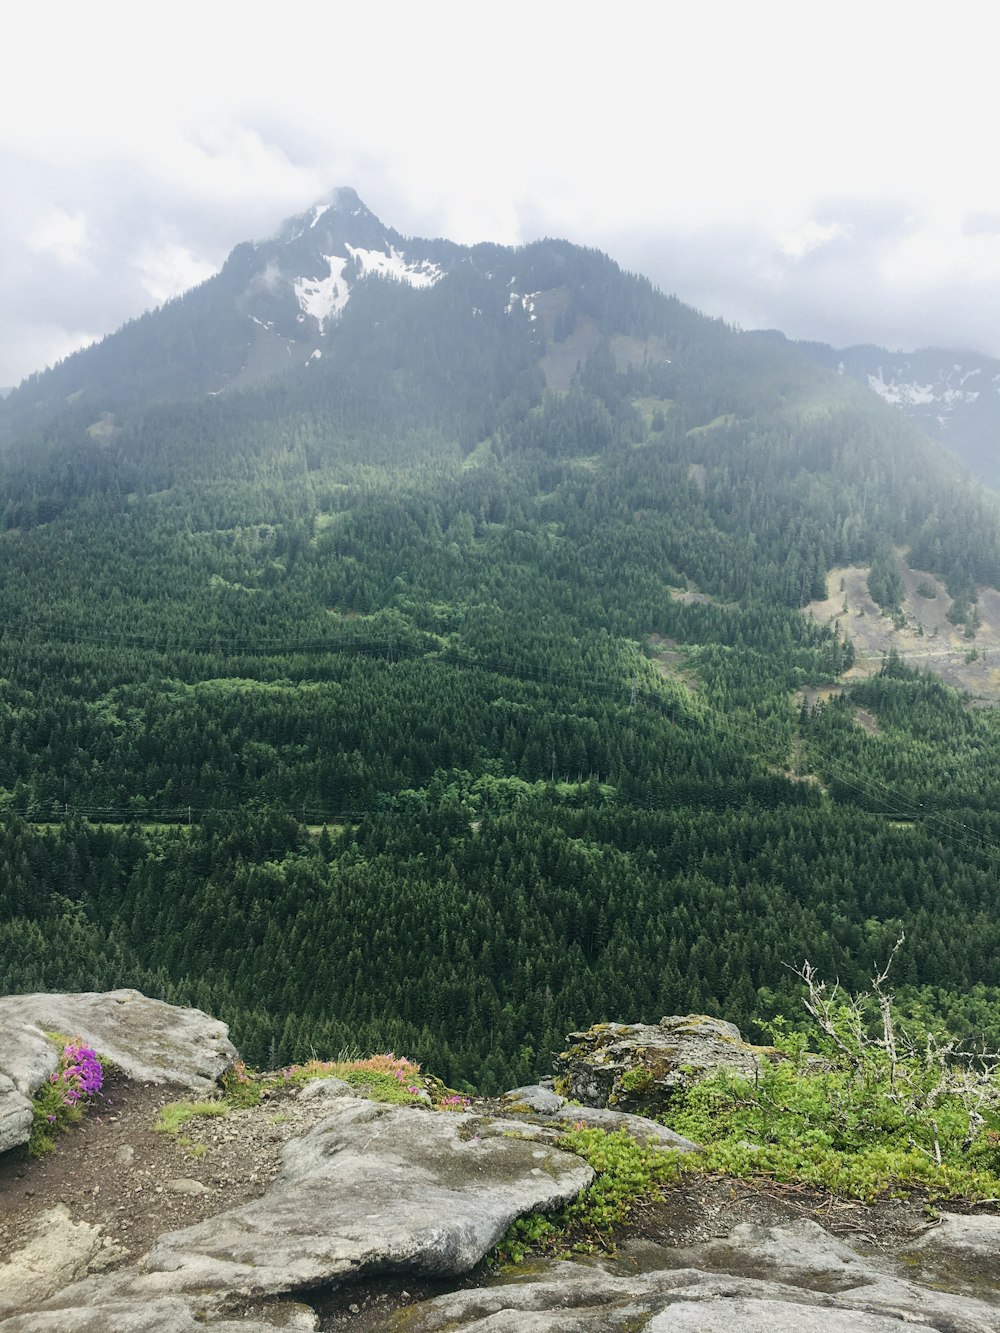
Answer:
0;989;237;1153
4;995;998;1333
501;1084;564;1113
543;1103;699;1150
386;1216;1000;1331
141;1098;593;1293
554;1014;774;1113
500;1082;699;1149
3;1098;593;1326
0;1206;126;1313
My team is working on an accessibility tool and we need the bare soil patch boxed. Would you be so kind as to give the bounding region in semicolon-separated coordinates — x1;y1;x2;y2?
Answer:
0;1069;336;1267
803;563;1000;701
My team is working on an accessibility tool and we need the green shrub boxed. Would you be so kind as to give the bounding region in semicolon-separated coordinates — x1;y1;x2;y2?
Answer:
494;1128;681;1263
671;954;1000;1202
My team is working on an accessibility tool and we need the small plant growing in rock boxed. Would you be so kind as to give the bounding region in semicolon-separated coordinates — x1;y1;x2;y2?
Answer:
30;1038;104;1156
281;1052;429;1104
220;1058;262;1107
494;1127;681;1263
438;1093;472;1111
155;1100;228;1134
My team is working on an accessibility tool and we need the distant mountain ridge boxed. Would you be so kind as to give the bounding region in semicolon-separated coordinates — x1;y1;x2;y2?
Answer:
0;186;722;458
6;191;1000;491
752;331;1000;488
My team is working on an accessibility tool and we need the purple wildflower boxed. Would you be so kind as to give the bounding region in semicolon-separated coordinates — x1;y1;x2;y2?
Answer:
57;1041;103;1108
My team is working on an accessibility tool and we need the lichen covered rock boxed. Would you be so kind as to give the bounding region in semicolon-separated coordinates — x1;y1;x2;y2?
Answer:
553;1014;776;1113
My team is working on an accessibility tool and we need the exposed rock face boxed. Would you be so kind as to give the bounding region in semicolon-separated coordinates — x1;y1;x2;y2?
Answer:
547;1103;698;1150
0;990;236;1153
387;1216;1000;1331
0;1297;319;1332
554;1014;773;1113
4;996;998;1333
0;1206;125;1312
139;1098;594;1295
499;1083;699;1150
2;1098;593;1327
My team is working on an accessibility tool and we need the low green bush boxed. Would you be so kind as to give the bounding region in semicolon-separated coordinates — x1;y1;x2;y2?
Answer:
495;1127;681;1262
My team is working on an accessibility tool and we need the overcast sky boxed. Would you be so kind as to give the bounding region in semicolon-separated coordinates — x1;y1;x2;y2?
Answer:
4;1;1000;387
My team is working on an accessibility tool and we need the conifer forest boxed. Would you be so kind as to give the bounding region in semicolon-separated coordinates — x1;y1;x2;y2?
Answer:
3;212;1000;1090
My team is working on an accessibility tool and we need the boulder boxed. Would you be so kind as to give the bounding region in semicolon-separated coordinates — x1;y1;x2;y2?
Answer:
0;990;237;1153
553;1014;774;1113
501;1084;564;1114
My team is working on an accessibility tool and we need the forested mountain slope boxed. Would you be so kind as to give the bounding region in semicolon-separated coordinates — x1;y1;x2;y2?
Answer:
763;330;1000;489
3;193;1000;1090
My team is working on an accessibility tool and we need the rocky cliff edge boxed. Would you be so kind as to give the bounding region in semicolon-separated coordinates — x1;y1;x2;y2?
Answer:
1;995;998;1332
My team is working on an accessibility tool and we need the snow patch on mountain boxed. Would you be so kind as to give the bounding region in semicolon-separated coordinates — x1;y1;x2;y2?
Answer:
506;291;540;320
868;364;982;412
345;244;442;288
294;256;351;333
293;245;443;331
868;368;936;406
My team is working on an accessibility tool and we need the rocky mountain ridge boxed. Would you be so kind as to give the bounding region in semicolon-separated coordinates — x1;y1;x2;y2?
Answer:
2;992;998;1332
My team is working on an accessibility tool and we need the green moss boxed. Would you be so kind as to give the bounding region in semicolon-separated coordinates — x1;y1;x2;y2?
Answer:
619;1068;654;1095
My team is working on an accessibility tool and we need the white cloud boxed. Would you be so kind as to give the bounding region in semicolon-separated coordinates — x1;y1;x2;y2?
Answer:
131;241;217;307
3;1;1000;380
28;209;89;266
776;221;853;262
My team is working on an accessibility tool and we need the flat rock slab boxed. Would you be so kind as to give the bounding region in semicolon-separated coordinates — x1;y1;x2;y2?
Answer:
645;1298;931;1332
0;990;236;1153
0;1206;125;1314
138;1099;593;1296
7;1098;594;1327
0;1297;318;1332
544;1103;698;1150
909;1210;1000;1258
386;1219;1000;1332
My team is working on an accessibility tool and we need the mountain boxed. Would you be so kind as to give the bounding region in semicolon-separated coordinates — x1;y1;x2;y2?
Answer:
758;332;1000;488
3;192;1000;1090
